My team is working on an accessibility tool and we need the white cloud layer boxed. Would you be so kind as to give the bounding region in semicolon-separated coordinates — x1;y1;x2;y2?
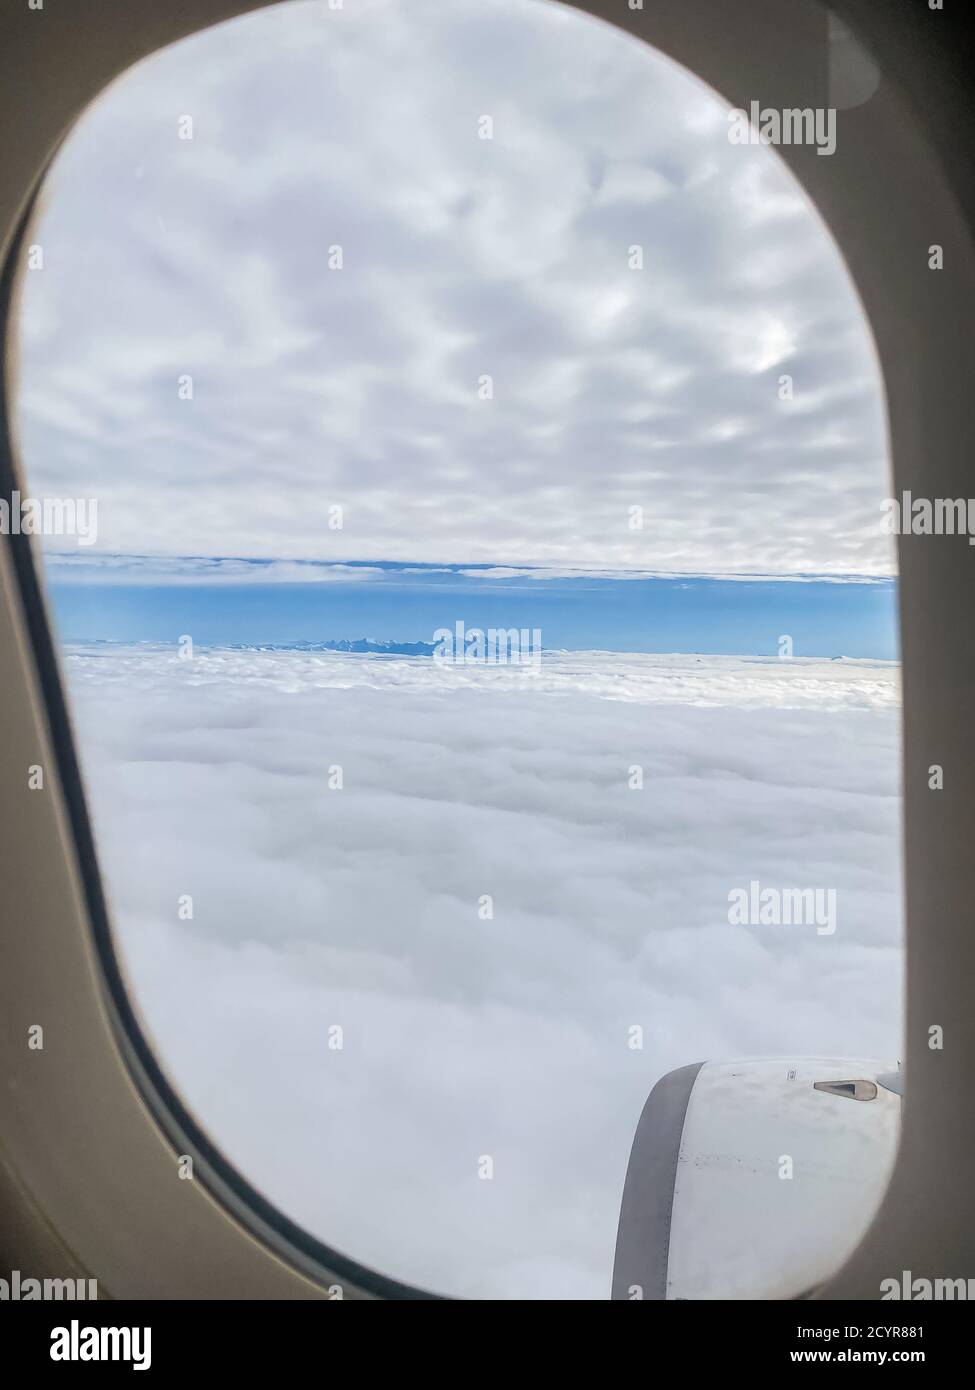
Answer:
17;0;892;577
64;645;903;1297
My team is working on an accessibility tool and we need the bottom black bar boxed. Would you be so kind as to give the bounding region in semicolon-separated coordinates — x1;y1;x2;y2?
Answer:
0;1297;968;1374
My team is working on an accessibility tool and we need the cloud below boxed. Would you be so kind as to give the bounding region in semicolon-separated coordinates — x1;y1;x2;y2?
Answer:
66;644;903;1297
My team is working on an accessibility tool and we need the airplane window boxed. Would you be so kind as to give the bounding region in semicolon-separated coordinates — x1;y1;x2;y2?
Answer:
12;0;901;1298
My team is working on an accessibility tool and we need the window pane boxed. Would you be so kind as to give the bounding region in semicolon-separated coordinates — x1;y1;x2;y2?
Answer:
14;0;900;1298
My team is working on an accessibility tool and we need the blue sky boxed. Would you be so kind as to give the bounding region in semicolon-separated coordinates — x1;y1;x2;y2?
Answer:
46;558;897;657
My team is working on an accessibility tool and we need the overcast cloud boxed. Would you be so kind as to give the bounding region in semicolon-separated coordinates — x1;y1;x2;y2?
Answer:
17;0;892;577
